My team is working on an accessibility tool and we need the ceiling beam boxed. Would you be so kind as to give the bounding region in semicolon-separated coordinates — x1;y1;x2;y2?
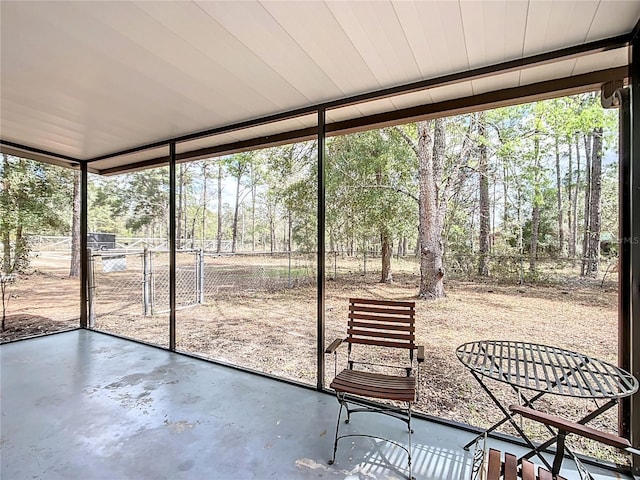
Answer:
0;141;81;169
97;127;317;176
326;66;629;136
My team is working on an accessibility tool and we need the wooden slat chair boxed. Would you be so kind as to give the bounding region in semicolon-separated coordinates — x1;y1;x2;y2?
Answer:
510;405;640;480
472;436;567;480
325;298;424;480
485;449;567;480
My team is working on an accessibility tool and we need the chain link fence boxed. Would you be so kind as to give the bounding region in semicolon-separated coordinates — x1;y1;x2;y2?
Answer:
88;248;616;325
88;249;317;324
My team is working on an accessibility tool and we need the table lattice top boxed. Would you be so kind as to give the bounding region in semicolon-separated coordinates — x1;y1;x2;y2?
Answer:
456;340;638;399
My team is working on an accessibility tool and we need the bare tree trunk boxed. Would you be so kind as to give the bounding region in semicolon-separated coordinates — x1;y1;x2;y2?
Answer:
1;230;10;274
216;163;223;253
516;184;523;255
69;170;81;277
270;215;275;252
502;161;509;227
567;140;574;258
530;135;541;272
201;163;207;250
177;164;184;250
2;154;11;273
251;182;256;251
380;230;393;283
13;225;24;273
555;135;564;256
581;133;593;276
184;174;189;247
418;119;446;298
572;134;581;263
287;210;292;252
478;113;490;276
587;127;603;275
231;174;241;253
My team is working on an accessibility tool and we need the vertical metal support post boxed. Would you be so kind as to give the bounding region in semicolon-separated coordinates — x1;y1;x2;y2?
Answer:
317;108;326;391
80;162;88;328
630;26;640;470
169;142;177;351
87;249;95;328
617;88;632;438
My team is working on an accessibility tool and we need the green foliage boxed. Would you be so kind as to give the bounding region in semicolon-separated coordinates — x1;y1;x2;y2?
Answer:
90;168;170;237
1;155;73;272
326;129;418;254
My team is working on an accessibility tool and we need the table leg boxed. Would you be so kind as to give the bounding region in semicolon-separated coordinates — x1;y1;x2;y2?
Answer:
462;372;554;471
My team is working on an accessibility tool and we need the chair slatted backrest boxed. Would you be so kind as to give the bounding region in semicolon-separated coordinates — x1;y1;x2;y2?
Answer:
347;298;415;351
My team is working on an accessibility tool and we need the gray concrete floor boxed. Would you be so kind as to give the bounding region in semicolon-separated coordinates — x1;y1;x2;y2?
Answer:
0;330;629;480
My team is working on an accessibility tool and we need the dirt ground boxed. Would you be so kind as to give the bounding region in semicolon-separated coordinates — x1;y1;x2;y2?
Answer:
1;261;625;463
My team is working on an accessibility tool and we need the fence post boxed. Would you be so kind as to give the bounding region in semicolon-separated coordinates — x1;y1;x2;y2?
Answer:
149;251;155;315
363;248;367;276
198;249;205;304
143;248;150;316
87;248;95;328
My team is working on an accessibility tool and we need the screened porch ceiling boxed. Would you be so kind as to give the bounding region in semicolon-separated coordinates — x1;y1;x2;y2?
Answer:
1;1;639;174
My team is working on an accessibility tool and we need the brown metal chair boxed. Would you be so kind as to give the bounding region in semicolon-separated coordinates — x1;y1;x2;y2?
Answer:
510;405;640;480
325;298;424;480
471;433;568;480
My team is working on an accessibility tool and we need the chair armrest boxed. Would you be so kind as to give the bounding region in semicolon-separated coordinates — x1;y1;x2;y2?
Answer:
416;345;425;363
509;405;632;450
325;338;346;354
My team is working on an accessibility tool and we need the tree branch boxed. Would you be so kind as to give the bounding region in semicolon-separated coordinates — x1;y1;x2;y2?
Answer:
346;184;419;203
391;126;419;156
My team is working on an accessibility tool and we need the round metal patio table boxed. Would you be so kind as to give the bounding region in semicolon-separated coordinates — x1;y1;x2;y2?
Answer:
456;340;638;460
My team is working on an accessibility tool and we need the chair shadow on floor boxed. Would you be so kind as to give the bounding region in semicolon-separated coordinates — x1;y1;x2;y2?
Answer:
342;438;477;480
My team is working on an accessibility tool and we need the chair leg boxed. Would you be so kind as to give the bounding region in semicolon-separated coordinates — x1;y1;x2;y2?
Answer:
552;430;566;477
328;396;345;465
408;403;414;480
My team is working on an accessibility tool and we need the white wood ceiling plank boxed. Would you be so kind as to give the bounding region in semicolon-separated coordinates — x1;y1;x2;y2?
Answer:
262;1;380;96
428;82;474;104
0;2;230;151
391;1;437;84
572;47;629;75
2;0;639;166
353;98;399;118
394;1;468;78
326;106;363;124
136;1;310;112
523;1;599;56
197;1;343;103
518;58;576;86
586;0;640;41
78;2;275;117
176;114;316;156
0;76;159;147
388;90;435;111
471;71;522;96
461;1;529;69
326;1;420;87
424;81;473;103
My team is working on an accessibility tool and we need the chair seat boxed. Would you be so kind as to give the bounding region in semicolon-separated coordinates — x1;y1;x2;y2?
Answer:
330;369;416;402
